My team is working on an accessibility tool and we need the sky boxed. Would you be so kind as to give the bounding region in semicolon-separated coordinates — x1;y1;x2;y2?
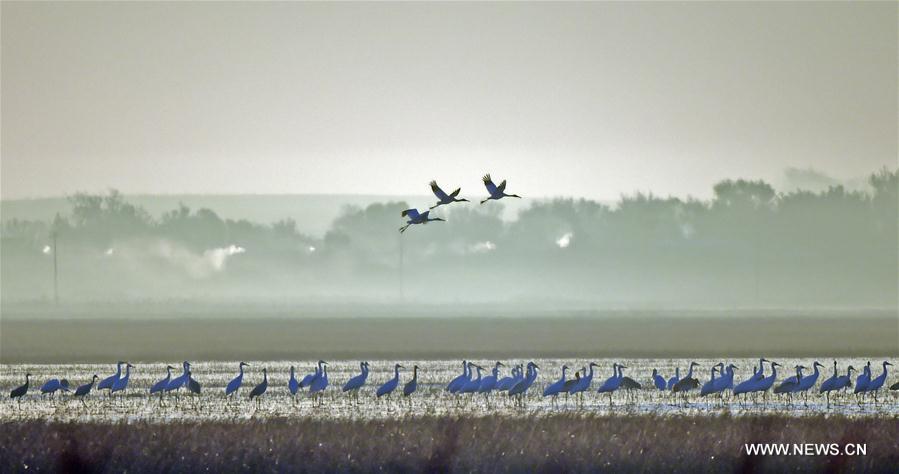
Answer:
2;2;896;201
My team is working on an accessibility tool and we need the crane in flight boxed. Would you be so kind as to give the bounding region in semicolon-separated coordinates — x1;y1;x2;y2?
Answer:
429;181;468;209
480;174;521;204
399;209;445;233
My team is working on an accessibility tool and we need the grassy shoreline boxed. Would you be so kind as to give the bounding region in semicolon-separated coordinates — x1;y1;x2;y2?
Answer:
2;414;897;472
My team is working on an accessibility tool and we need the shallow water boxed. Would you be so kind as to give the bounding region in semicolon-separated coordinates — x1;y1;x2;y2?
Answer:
2;358;896;423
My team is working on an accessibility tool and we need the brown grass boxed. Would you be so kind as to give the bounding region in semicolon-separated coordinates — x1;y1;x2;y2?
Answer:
2;414;897;473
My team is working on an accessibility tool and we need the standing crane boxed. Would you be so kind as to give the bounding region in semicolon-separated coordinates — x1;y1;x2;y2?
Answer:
403;365;419;407
568;362;599;406
866;361;893;402
666;367;680;391
672;362;700;395
166;361;192;393
289;366;300;401
447;360;470;393
495;364;521;392
820;365;855;409
249;368;268;408
39;378;70;399
226;362;250;398
377;363;404;404
97;361;124;393
9;373;31;405
597;363;625;407
343;362;370;405
795;361;824;406
652;369;667;391
478;362;504;405
853;362;872;403
150;365;176;399
73;375;99;407
508;362;539;407
310;362;329;408
543;365;569;407
110;363;135;401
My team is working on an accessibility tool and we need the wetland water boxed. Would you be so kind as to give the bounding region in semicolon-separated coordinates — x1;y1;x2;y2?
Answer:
3;358;896;423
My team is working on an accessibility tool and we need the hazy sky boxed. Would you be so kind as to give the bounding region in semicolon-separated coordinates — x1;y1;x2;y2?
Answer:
2;2;896;200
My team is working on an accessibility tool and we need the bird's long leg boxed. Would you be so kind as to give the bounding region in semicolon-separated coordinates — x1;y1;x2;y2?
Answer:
399;225;410;233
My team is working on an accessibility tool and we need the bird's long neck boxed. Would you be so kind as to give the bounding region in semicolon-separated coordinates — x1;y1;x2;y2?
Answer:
413;367;418;381
290;367;295;378
240;365;245;376
166;367;172;377
394;366;401;379
560;367;568;381
812;365;819;377
116;364;123;376
675;367;679;378
770;365;778;377
685;365;694;379
492;366;500;377
832;361;838;376
880;362;889;377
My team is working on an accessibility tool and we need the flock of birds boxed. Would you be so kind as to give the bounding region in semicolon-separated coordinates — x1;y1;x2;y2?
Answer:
8;359;898;410
399;174;520;232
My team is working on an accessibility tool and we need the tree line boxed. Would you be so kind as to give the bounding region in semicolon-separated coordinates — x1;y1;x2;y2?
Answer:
2;169;896;307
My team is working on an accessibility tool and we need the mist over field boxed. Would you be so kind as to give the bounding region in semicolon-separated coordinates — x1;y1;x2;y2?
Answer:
2;168;896;309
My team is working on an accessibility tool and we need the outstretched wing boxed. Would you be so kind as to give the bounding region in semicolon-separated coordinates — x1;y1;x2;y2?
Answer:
430;181;449;201
497;180;507;193
449;187;461;198
420;210;431;220
401;209;420;219
482;174;498;195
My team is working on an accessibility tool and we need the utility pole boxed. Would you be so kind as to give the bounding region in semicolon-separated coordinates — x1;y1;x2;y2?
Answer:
52;230;59;306
398;234;405;303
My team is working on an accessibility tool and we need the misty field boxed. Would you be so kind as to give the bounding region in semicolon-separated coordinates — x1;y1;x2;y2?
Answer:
2;311;897;364
2;415;898;473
